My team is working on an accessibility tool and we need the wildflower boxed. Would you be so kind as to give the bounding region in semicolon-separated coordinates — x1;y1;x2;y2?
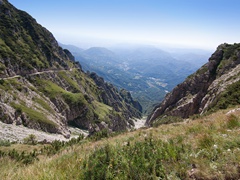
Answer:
222;134;227;137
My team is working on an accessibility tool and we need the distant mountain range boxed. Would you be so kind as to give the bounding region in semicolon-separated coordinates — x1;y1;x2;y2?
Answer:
60;43;211;114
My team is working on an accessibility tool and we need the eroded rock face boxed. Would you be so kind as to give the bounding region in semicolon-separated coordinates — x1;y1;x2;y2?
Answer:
147;43;240;125
89;72;142;117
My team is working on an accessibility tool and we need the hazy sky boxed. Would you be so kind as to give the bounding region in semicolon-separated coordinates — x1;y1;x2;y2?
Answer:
8;0;240;50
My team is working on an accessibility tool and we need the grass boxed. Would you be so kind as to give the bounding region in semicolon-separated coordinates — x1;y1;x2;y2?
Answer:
0;78;21;92
62;92;86;106
226;114;240;129
34;78;87;107
36;78;65;99
94;101;113;122
57;71;80;92
33;97;55;114
0;108;240;179
209;80;240;112
11;102;57;128
152;115;183;127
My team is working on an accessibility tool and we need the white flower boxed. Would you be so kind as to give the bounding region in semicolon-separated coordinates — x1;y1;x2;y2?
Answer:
222;134;227;137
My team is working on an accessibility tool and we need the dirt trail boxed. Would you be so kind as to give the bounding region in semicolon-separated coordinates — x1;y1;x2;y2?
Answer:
1;68;79;80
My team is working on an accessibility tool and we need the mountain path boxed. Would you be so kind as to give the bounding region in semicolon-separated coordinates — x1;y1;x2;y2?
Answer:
1;68;79;80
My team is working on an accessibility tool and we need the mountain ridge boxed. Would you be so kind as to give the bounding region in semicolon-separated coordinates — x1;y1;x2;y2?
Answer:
147;43;240;125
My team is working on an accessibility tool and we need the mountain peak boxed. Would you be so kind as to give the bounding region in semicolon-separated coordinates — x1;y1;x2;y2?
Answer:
84;47;116;57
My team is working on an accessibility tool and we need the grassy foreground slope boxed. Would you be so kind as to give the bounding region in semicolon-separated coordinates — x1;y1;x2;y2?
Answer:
1;107;240;179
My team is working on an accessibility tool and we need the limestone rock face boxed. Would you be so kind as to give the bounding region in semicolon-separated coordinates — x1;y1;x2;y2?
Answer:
147;43;240;125
89;72;142;117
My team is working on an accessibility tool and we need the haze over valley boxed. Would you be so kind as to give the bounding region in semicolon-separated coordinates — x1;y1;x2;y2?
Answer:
60;43;211;114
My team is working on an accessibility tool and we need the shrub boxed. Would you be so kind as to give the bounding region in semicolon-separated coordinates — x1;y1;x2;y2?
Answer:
6;148;39;165
23;134;37;145
0;79;4;85
42;134;85;156
15;106;22;114
82;137;190;179
211;80;240;112
0;139;11;147
88;129;110;141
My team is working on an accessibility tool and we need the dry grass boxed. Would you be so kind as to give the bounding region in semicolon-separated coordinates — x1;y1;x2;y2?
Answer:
1;107;240;179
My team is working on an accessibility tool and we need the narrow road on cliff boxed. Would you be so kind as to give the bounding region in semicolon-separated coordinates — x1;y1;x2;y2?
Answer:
1;68;80;80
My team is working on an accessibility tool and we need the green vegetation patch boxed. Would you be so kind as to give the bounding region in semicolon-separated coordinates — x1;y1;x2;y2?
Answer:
11;102;57;127
94;101;113;122
33;97;55;114
217;43;240;73
0;62;6;74
82;137;191;179
62;92;86;106
57;71;80;92
210;80;240;111
0;140;11;147
223;43;240;59
35;78;87;106
0;78;21;91
37;79;65;98
226;114;240;129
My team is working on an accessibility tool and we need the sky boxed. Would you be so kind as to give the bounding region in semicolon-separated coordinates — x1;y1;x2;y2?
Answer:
8;0;240;50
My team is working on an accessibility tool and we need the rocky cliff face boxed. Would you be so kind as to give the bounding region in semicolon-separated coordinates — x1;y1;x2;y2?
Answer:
89;72;142;118
147;43;240;125
0;0;141;138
